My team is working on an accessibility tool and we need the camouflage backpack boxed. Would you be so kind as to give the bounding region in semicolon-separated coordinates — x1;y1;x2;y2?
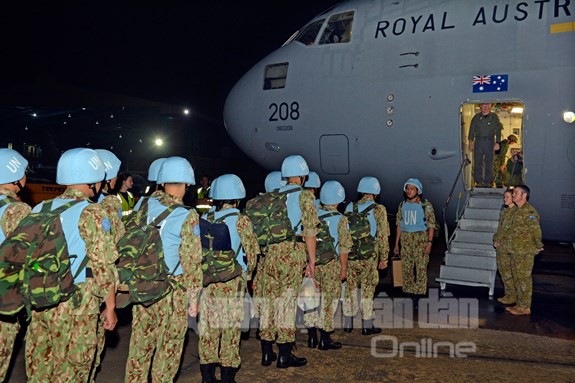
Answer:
345;202;376;261
115;204;184;308
200;211;243;287
0;200;86;316
315;211;339;266
244;187;300;247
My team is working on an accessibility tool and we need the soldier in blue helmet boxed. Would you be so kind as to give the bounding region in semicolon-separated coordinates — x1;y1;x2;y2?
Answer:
26;148;118;383
393;178;437;298
264;170;285;193
343;176;389;335
125;156;203;383
0;148;31;382
198;174;260;382
304;171;321;208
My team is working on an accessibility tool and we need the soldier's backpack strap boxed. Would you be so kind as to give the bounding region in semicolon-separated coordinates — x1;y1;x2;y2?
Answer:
149;204;186;228
0;196;16;209
318;211;340;220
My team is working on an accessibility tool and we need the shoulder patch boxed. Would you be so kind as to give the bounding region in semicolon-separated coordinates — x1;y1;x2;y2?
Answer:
193;224;201;236
102;217;111;233
118;207;123;218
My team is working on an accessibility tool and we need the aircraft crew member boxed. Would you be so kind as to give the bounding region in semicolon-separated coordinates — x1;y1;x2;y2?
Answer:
343;176;389;335
91;149;124;383
26;148;118;383
258;155;319;369
394;178;436;298
468;103;503;187
0;149;31;382
198;174;259;383
114;172;136;221
124;156;203;382
132;157;166;213
195;175;212;214
493;134;518;188
504;185;543;316
304;171;321;208
493;189;517;305
304;180;351;350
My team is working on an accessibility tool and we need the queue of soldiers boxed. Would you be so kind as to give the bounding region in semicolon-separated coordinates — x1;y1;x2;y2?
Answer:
0;147;541;383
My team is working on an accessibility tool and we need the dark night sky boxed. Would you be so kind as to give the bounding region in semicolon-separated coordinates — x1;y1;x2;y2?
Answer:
2;1;339;119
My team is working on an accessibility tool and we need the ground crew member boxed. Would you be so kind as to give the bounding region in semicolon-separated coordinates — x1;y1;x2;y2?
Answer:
505;185;543;316
343;176;389;335
198;174;259;383
493;134;518;187
114;172;135;221
468;103;503;187
258;154;319;368
304;171;321;208
304;180;351;350
124;156;203;382
195;175;212;214
91;149;124;383
493;189;516;305
394;178;436;298
0;149;30;382
25;148;118;383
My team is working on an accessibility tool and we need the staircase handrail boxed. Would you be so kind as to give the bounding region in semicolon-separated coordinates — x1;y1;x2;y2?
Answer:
442;154;472;247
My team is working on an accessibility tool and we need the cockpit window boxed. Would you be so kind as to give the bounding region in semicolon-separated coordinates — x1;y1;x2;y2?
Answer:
294;19;325;46
263;62;289;90
319;11;354;45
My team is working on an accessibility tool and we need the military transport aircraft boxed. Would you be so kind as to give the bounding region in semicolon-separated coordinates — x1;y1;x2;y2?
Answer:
223;0;575;241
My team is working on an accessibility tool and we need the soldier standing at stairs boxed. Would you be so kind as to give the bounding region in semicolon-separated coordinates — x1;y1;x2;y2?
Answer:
493;189;517;305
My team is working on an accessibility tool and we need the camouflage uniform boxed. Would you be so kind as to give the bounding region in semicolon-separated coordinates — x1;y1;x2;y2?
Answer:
0;189;30;382
505;202;543;309
343;198;389;320
125;192;203;383
199;208;259;368
91;193;124;382
304;208;352;332
396;200;436;295
258;188;319;344
493;139;510;187
492;205;516;301
25;189;118;383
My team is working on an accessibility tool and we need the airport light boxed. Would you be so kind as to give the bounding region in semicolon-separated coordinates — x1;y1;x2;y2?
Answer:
563;111;575;124
155;138;164;146
183;109;190;115
511;107;524;114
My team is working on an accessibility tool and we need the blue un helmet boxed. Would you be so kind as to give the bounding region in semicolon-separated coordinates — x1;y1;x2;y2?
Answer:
281;155;309;178
305;171;321;188
264;171;285;192
212;174;246;200
357;176;381;195
208;176;218;198
56;148;105;185
0;148;28;184
320;180;346;205
156;156;195;185
404;178;423;195
147;157;166;182
95;149;121;181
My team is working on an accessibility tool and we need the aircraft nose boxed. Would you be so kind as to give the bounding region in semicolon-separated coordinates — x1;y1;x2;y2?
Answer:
224;70;257;158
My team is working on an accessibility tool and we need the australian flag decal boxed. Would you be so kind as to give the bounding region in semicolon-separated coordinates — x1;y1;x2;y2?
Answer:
472;74;508;93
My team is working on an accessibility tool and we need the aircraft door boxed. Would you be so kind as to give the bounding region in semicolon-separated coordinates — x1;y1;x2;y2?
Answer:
320;134;349;175
461;102;524;189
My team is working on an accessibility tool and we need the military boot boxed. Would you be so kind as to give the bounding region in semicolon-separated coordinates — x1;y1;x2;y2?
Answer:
497;295;517;305
260;340;277;367
361;319;382;335
318;329;342;350
343;316;354;333
307;327;318;348
276;342;307;368
200;363;220;383
220;366;237;383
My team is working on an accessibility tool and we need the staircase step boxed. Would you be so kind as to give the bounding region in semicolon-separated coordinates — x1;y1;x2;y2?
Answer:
439;265;496;284
449;246;496;257
458;218;498;232
450;241;495;251
471;187;505;196
463;207;501;220
454;230;495;244
444;253;497;270
468;197;504;209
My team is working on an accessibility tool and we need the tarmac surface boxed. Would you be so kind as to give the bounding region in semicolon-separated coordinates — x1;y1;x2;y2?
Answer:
4;241;575;382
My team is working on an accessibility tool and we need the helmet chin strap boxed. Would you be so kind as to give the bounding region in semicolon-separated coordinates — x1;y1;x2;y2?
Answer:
89;183;101;202
12;181;24;193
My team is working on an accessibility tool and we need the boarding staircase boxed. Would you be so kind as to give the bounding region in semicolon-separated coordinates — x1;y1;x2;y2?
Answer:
436;187;504;296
